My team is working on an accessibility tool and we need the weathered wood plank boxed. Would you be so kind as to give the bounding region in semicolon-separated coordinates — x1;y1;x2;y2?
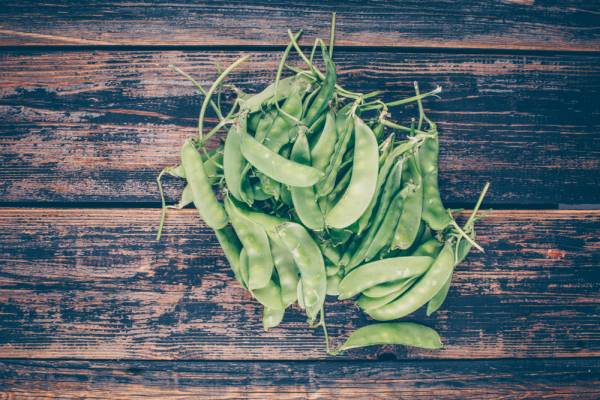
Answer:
1;358;598;399
0;1;599;51
1;50;599;205
0;209;598;360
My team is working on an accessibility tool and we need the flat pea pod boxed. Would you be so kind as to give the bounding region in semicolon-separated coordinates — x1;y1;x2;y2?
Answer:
420;134;451;231
337;322;443;352
326;274;341;296
302;41;336;127
224;123;251;203
270;238;299;307
310;111;337;172
355;279;418;313
290;132;325;230
338;256;433;300
224;198;274;290
361;276;417;298
392;155;423;250
316;110;353;197
276;222;326;321
367;243;455;321
241;131;323;187
264;86;304;150
325;116;379;229
181;139;228;229
215;226;245;288
240;75;302;113
263;307;285;331
239;248;249;288
426;234;473;316
252;279;285;310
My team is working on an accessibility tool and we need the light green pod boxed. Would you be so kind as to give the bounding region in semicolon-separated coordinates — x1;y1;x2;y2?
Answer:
337;322;443;352
310;111;337;172
181;139;228;229
361;276;417;298
325;116;379;229
252;279;285;310
270;238;299;307
276;223;326;321
338;256;433;300
367;243;455;321
263;307;285;331
215;226;245;288
224;123;249;203
290;132;325;230
241;131;323;187
326;274;341;296
392;155;423;250
224;198;274;290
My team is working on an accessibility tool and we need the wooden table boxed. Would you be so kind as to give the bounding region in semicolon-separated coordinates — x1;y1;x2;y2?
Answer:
1;2;599;398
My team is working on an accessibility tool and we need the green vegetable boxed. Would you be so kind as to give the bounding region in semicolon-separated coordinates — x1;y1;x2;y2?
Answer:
157;14;489;356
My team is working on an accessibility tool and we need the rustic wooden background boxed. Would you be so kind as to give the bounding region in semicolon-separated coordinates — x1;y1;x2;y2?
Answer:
1;1;599;398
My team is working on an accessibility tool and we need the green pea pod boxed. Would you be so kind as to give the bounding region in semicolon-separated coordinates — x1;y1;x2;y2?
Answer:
372;122;384;140
181;139;228;229
392;156;423;250
310;111;337;172
270;238;299;307
252;279;285;310
362;162;407;261
316;109;353;196
224;123;251;203
263;307;285;331
326;116;379;229
361;276;417;298
367;243;455;321
337;322;443;352
356;279;418;313
290;132;325;230
356;139;414;235
224;198;274;290
338;256;433;300
326;274;341;296
276;222;326;322
420;134;451;231
426;233;474;316
239;248;249;288
302;41;336;127
215;226;245;288
240;131;323;187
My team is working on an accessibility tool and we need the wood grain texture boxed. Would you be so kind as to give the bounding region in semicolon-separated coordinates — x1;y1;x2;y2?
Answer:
0;208;598;360
1;50;599;205
0;1;599;50
1;359;599;399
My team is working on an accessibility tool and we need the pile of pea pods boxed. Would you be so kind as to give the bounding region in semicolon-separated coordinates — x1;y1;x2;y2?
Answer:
157;22;489;355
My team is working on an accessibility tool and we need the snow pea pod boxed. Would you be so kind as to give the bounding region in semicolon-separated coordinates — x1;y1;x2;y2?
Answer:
263;307;285;331
310;111;337;172
290;132;325;230
224;198;274;290
361;276;418;299
325;116;379;229
420;133;451;231
316;110;354;197
276;222;326;321
326;274;341;296
224;122;251;203
367;243;455;321
241;131;323;187
356;278;417;312
252;278;285;310
337;322;443;352
215;226;245;288
392;155;423;250
181;139;228;229
338;256;433;300
270;238;299;307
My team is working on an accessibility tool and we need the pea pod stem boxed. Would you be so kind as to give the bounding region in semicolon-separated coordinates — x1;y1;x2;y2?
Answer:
169;64;224;122
198;55;250;141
